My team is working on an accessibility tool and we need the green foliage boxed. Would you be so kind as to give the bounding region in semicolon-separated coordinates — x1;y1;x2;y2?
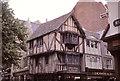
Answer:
2;1;28;69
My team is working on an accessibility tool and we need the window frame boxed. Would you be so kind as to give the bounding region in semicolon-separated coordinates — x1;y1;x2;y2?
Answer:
45;56;49;64
29;40;34;49
37;37;43;47
86;39;90;47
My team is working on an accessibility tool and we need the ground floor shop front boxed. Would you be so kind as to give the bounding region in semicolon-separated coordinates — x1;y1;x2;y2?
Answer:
24;72;86;81
2;69;115;81
85;68;115;81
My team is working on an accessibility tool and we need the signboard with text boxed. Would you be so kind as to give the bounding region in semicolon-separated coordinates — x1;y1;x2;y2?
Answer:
113;19;120;27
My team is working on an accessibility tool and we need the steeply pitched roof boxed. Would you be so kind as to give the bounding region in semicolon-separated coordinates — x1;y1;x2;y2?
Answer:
28;12;71;41
73;2;108;32
29;12;85;41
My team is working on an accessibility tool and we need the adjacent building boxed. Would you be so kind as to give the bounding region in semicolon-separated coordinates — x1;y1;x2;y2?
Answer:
73;1;108;32
84;31;114;80
102;1;120;80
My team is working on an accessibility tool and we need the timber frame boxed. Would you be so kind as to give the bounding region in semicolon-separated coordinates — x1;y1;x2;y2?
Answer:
27;12;86;80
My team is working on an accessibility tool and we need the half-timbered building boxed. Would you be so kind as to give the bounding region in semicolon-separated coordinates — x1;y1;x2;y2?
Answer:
2;1;116;81
27;12;86;80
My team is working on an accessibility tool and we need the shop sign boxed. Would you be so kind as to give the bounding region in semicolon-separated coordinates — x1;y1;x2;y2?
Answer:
91;72;113;76
113;19;120;27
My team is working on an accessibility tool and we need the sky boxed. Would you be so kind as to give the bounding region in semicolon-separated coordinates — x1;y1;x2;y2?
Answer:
9;0;107;23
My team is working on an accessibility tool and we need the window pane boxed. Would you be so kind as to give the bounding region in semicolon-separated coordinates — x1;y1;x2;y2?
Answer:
95;41;98;48
86;39;90;47
45;56;49;64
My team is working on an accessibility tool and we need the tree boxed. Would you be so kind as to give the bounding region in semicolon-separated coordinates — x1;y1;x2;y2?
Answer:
2;1;28;70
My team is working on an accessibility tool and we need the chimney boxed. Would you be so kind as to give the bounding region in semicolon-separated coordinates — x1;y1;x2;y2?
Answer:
46;18;48;22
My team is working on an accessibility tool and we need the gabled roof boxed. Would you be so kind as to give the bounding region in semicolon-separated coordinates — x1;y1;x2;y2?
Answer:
101;24;110;40
84;30;100;41
28;12;85;41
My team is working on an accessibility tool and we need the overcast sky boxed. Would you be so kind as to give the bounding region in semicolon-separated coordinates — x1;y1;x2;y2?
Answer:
9;0;107;23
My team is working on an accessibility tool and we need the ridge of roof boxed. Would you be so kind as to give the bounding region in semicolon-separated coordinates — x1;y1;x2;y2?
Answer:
28;12;72;41
30;21;41;25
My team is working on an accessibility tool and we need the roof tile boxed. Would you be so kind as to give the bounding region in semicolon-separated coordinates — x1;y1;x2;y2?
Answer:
29;12;71;40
